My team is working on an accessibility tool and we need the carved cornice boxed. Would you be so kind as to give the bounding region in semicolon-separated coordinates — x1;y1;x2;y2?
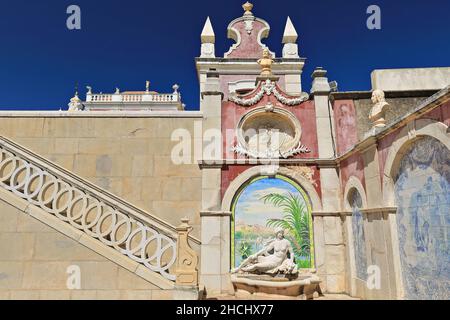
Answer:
200;211;233;217
314;207;398;217
201;91;224;100
198;158;336;168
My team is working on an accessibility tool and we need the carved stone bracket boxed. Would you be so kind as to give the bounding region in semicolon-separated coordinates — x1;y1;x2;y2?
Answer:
175;218;199;286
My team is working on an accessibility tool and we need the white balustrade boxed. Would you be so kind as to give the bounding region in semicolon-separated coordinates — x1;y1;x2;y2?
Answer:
0;138;178;281
86;93;179;103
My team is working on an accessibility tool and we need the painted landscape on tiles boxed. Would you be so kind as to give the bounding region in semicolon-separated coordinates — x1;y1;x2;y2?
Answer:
233;177;313;269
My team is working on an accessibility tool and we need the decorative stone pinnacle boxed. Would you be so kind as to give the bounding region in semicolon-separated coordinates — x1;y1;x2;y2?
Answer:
146;81;150;92
181;217;189;224
177;218;191;231
242;1;253;14
201;17;215;44
282;17;298;44
68;91;82;111
312;67;327;79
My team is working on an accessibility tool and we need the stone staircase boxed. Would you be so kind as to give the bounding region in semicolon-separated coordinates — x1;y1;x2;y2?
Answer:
0;136;199;295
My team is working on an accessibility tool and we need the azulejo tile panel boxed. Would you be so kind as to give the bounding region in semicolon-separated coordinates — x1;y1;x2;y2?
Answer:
395;137;450;300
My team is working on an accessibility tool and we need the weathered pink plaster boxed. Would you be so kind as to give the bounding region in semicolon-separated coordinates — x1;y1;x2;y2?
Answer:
221;81;318;160
340;154;365;194
333;100;358;155
226;20;269;59
220;79;321;199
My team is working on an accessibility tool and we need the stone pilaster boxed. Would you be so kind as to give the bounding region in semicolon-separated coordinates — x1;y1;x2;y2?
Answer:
311;68;346;293
359;138;396;299
199;72;232;295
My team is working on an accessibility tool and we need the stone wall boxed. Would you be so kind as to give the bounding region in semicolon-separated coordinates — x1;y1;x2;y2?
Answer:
0;114;202;238
313;215;347;293
354;97;427;141
342;101;450;299
0;197;176;300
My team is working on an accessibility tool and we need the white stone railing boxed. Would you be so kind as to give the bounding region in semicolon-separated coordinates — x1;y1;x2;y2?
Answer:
88;93;179;103
0;137;198;282
89;94;113;102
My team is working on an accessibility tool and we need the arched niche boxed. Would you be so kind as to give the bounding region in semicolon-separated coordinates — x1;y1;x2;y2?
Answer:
221;166;322;270
230;174;315;270
222;166;322;213
382;119;450;300
393;136;449;299
343;176;368;211
383;119;450;206
347;187;368;282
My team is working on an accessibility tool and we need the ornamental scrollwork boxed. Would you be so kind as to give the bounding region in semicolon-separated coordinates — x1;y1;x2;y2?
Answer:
232;140;310;159
229;80;309;106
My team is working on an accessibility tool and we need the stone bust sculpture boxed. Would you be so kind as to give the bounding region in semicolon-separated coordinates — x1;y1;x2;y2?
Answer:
369;89;390;128
233;228;298;275
258;49;274;77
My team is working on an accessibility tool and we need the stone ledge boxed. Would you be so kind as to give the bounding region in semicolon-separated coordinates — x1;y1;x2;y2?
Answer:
231;274;322;299
0;111;203;118
0;187;30;212
200;211;232;217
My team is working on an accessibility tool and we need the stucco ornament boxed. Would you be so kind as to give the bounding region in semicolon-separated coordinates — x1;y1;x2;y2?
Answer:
232;105;310;159
288;165;318;187
229;79;309;106
242;2;255;34
369;89;390;128
232;228;298;275
67;92;83;111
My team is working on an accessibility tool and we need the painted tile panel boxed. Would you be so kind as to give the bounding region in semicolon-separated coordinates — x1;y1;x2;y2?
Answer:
395;137;450;300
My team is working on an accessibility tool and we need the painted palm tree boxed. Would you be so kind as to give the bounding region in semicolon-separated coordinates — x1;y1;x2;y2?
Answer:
261;192;311;267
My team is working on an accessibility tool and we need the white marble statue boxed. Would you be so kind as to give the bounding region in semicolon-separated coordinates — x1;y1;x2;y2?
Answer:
369;89;390;128
67;93;83;112
233;228;298;275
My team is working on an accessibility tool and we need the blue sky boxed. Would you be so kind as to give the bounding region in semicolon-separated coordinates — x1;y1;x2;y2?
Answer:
0;0;449;111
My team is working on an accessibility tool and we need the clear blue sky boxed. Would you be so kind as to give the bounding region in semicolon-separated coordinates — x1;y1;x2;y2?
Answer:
0;0;449;111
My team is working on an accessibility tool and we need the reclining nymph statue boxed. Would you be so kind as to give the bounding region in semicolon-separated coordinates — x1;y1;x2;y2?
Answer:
232;227;298;275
